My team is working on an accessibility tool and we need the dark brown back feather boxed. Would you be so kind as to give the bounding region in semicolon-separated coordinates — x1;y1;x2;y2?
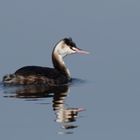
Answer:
15;66;65;79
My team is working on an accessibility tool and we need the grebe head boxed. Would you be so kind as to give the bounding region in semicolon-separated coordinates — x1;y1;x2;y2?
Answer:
52;38;89;79
53;38;89;57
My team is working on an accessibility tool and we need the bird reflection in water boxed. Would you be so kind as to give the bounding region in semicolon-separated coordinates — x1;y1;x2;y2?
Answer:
3;84;84;134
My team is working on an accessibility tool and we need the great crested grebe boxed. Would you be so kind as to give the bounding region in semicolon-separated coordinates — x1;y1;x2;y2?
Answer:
3;38;89;85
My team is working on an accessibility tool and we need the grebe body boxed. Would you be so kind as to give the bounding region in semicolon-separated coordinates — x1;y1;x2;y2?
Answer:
3;38;89;85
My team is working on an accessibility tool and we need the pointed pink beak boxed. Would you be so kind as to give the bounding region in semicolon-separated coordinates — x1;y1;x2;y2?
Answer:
73;47;89;54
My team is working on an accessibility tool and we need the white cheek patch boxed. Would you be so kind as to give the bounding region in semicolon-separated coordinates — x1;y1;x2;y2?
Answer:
60;45;75;56
60;47;70;56
54;41;83;57
67;47;75;54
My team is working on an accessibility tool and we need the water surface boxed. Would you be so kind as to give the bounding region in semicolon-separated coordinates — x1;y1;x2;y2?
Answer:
0;0;140;140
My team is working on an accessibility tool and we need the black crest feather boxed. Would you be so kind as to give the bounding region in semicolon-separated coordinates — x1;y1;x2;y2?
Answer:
63;37;77;48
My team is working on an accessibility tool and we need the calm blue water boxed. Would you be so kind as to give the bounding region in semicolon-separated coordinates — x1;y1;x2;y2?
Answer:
0;0;140;140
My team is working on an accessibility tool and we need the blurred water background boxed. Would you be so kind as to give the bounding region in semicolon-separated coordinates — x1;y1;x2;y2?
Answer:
0;0;140;139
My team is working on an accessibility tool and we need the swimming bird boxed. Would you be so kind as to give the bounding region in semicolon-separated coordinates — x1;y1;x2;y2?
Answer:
3;38;89;85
